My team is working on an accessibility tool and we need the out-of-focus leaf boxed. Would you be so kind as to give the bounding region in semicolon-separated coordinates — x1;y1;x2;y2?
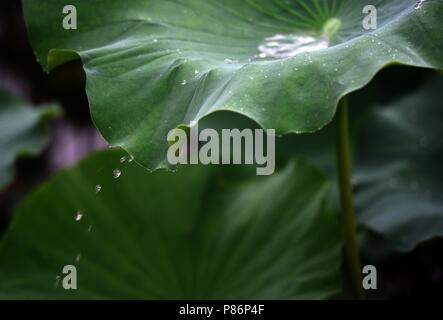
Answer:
23;0;443;170
0;90;60;190
354;75;443;251
278;74;443;251
0;150;342;299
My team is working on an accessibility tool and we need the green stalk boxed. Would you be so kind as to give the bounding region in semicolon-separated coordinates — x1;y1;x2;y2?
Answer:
336;97;365;299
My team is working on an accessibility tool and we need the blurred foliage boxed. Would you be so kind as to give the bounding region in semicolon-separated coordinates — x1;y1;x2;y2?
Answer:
277;74;443;252
0;150;341;299
0;90;60;190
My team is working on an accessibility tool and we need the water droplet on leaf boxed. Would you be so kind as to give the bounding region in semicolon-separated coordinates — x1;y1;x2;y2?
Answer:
258;34;329;59
113;169;122;179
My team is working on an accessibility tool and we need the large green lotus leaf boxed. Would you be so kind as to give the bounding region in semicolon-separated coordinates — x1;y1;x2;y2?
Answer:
0;90;60;190
278;74;443;251
23;0;443;170
0;150;342;299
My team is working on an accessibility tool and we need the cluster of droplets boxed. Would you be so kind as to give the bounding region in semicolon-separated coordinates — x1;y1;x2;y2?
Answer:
180;69;202;86
58;153;135;288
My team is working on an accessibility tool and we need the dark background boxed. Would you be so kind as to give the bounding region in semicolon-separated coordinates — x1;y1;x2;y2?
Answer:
0;0;442;299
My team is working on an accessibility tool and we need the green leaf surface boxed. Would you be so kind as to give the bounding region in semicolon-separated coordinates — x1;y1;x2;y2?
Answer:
279;74;443;251
0;150;342;299
354;75;443;251
0;90;60;190
23;0;443;170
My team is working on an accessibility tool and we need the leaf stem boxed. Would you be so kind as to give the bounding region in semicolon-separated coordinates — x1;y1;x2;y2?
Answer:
336;97;365;299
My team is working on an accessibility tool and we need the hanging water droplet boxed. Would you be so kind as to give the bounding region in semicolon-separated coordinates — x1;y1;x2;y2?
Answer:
95;184;102;193
113;169;122;179
258;34;329;59
75;211;83;222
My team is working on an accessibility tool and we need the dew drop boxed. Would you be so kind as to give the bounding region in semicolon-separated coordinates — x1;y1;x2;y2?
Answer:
95;184;102;193
113;169;122;179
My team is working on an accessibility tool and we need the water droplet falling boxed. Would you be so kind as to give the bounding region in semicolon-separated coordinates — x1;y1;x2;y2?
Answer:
75;211;83;222
75;253;82;263
113;169;122;179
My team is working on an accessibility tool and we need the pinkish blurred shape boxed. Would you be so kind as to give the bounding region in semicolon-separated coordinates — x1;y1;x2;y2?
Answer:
49;119;108;172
